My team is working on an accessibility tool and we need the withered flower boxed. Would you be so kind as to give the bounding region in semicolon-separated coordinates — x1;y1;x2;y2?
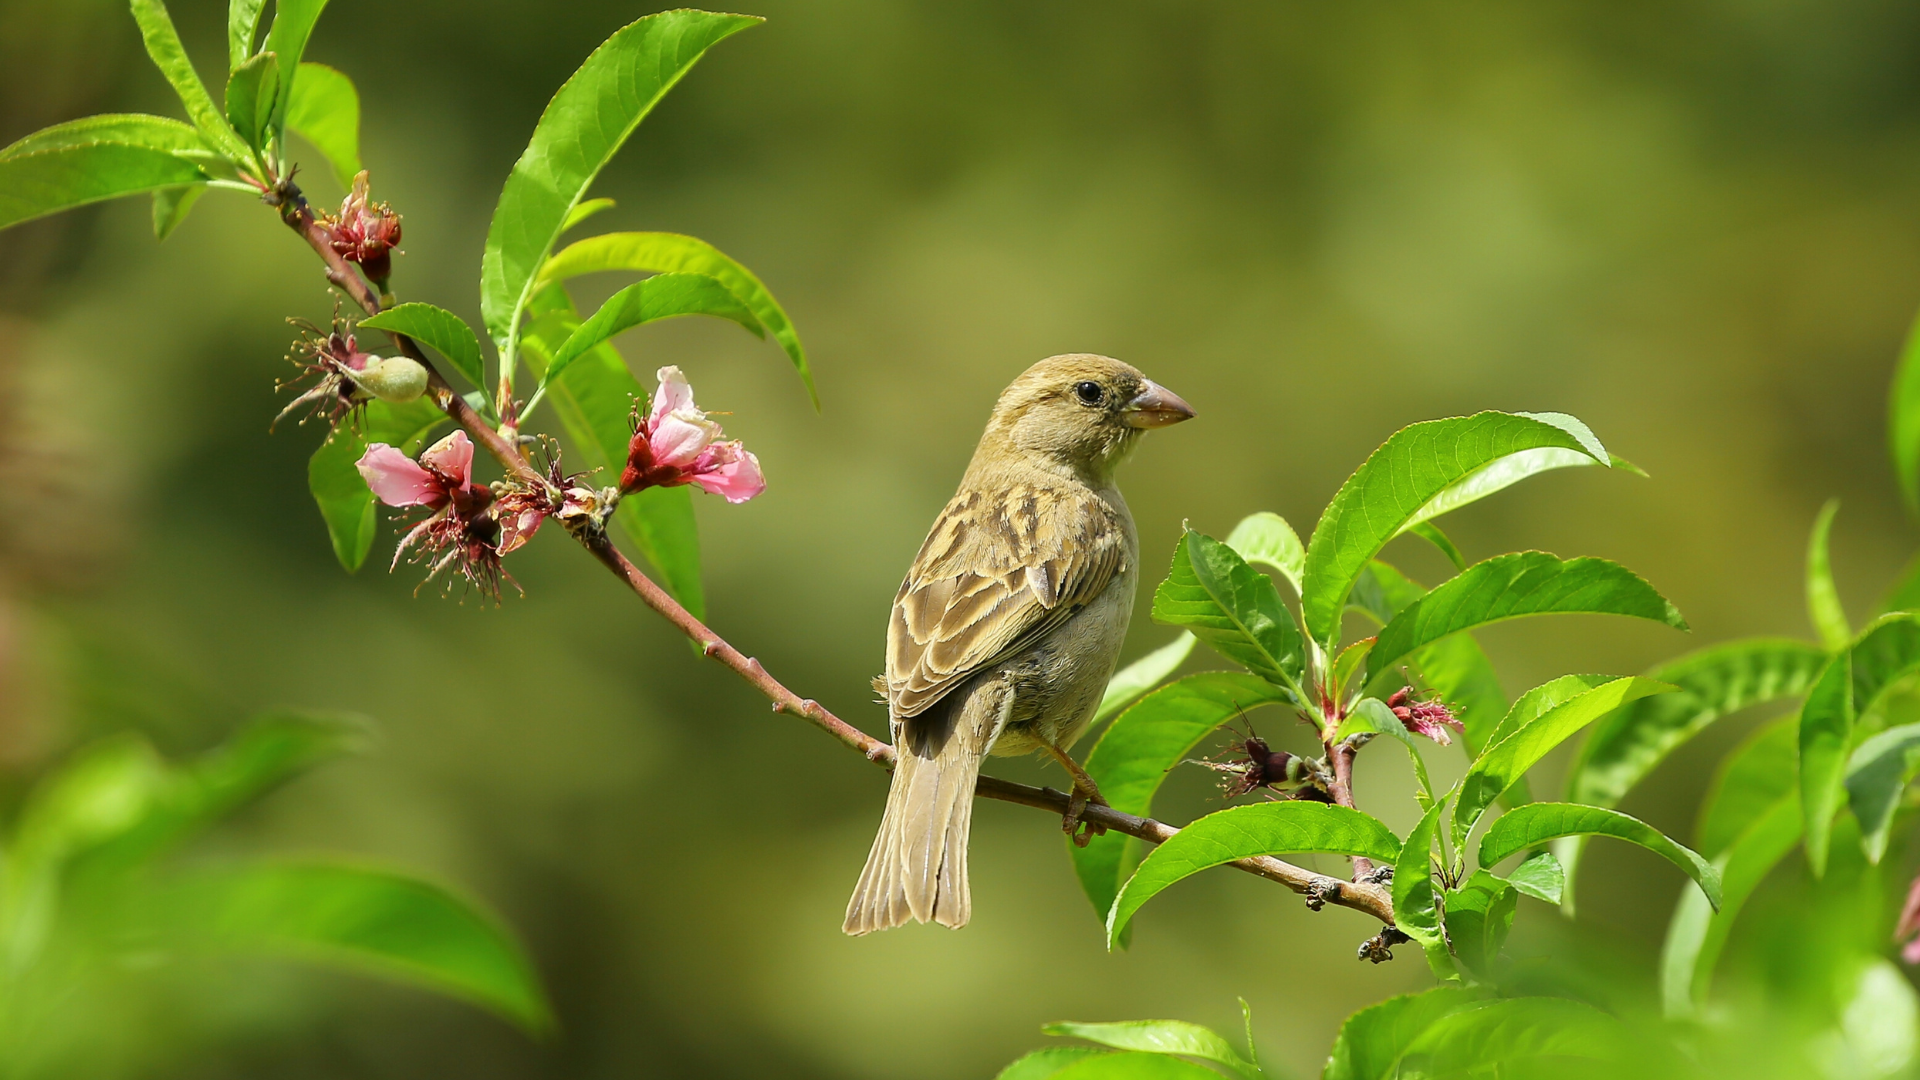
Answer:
274;300;425;430
1387;687;1465;745
356;431;513;599
325;171;403;287
1190;726;1332;800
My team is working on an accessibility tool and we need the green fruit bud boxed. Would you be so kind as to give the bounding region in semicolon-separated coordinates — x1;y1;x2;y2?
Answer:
345;355;428;404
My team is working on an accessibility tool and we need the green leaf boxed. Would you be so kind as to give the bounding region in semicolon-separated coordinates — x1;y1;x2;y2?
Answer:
260;0;328;138
1884;552;1920;616
1397;442;1628;540
306;397;448;572
1412;632;1509;755
1504;850;1564;904
1048;1053;1226;1080
537;231;815;406
1106;802;1400;946
1408;520;1467;572
561;197;616;233
1367;552;1685;682
1808;499;1850;650
520;284;702;616
1093;634;1196;726
151;183;204;239
0;141;209;231
0;113;208;159
1891;307;1920;517
1150;530;1306;699
1660;794;1800;1017
1340;697;1435;806
1452;676;1673;847
128;0;250;162
1324;986;1490;1080
1559;638;1824;906
227;0;265;72
360;303;487;392
1478;674;1614;761
156;862;551;1032
1697;717;1799;859
285;62;361;191
997;1048;1110;1080
1442;870;1518;980
1223;510;1304;595
1301;411;1609;645
1845;722;1920;863
1071;673;1292;932
1041;1020;1258;1080
1800;651;1853;877
1391;801;1453;979
1479;802;1720;909
223;50;279;150
1397;997;1637;1074
543;272;760;388
480;12;761;368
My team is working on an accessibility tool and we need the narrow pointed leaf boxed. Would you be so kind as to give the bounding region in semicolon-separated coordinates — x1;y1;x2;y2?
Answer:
1559;638;1824;908
1070;673;1291;931
1301;411;1609;644
1846;722;1920;863
1480;674;1615;758
1367;552;1685;682
520;284;702;615
1885;552;1920;615
306;397;448;571
1049;1053;1225;1079
151;183;204;239
480;13;761;362
156;862;551;1032
223;51;279;150
1452;676;1673;846
1480;802;1720;909
1660;794;1800;1017
260;0;327;136
1093;634;1196;726
1;114;207;159
1150;530;1306;697
537;230;813;405
1800;651;1853;877
1324;986;1491;1080
359;303;486;392
997;1048;1109;1080
1391;801;1453;978
1397;444;1634;539
1350;558;1514;760
1697;717;1799;859
1223;510;1304;595
285;62;361;190
1504;850;1565;904
561;197;616;233
542;272;760;388
1041;1021;1258;1080
228;0;266;72
1106;802;1399;946
1398;997;1636;1074
0;142;209;230
129;0;251;162
1892;307;1920;516
1807;499;1850;650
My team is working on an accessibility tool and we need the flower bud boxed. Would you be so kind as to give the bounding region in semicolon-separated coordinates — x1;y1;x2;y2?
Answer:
344;355;428;404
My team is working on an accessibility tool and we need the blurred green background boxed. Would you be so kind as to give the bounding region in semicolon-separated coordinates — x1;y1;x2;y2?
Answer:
4;0;1920;1075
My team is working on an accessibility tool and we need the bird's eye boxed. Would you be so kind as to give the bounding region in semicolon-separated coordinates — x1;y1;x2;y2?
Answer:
1073;381;1105;406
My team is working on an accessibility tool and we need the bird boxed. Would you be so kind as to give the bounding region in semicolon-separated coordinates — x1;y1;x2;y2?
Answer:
844;354;1194;935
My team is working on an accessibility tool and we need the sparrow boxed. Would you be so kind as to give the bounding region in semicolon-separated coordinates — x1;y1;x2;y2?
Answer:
844;354;1194;935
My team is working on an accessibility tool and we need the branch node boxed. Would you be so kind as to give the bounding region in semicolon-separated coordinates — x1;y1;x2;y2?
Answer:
701;640;722;656
1304;877;1343;911
1358;925;1411;964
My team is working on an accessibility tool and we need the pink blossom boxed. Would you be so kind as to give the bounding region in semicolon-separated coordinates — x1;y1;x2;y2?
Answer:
1388;688;1465;745
354;432;511;599
357;431;479;508
620;367;766;504
1898;874;1920;965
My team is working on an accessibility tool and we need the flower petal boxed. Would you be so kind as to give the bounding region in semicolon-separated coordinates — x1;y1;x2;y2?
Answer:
650;408;722;469
649;365;696;429
357;443;442;507
688;442;766;503
496;508;546;555
420;430;475;488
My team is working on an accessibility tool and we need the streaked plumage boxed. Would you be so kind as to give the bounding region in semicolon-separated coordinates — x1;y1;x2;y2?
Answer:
845;354;1193;935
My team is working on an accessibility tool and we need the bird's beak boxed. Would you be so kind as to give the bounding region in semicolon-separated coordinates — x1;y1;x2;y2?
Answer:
1123;380;1195;429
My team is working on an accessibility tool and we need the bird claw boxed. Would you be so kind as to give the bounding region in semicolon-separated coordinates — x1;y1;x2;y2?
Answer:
1063;786;1109;847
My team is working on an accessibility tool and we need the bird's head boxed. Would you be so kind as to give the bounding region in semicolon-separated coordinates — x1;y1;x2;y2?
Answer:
979;354;1194;481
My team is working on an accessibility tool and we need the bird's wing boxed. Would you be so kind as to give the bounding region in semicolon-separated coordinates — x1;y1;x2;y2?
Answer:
887;483;1127;719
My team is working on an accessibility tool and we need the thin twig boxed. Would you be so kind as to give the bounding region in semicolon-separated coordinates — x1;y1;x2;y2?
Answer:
1326;738;1374;882
272;186;1398;929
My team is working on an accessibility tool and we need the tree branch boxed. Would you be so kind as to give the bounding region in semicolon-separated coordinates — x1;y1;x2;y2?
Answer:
272;183;1398;930
1326;738;1375;882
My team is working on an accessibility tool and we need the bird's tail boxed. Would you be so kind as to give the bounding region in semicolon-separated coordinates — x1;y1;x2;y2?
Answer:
844;696;997;935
